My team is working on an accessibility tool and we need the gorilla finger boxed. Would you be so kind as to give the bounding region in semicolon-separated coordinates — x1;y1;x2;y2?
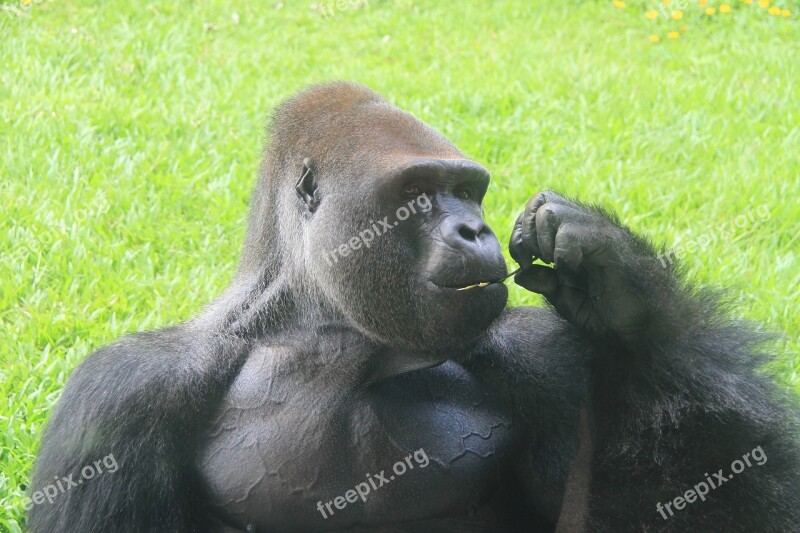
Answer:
514;264;559;296
536;202;588;264
533;190;578;210
534;205;560;264
520;192;552;237
521;199;544;260
553;225;584;273
509;214;533;267
523;192;548;220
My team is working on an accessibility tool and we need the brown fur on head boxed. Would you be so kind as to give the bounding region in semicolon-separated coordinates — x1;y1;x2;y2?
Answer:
240;82;507;352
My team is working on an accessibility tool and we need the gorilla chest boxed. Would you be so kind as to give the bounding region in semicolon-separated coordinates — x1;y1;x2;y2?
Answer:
197;359;522;531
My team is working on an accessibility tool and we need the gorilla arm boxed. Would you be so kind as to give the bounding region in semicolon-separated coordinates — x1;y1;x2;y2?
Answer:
28;326;250;532
475;192;800;530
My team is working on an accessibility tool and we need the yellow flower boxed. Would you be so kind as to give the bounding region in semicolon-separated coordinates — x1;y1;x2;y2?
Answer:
719;3;731;12
663;0;670;4
768;6;780;14
699;0;708;6
646;10;659;19
21;0;31;4
649;34;661;42
781;9;791;16
671;10;684;19
668;31;680;39
705;7;716;14
743;0;753;4
758;0;769;8
612;0;625;7
680;24;688;31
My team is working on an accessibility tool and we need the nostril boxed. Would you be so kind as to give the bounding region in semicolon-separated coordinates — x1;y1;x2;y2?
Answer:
458;224;479;242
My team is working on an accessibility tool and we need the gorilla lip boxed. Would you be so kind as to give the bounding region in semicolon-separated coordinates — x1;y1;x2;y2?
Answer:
455;267;522;291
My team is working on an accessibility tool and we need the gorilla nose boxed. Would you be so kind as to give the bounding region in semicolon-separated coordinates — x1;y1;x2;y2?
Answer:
442;216;493;250
457;221;483;242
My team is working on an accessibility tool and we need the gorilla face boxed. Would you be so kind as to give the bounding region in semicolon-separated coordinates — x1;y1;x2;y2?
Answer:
303;156;508;353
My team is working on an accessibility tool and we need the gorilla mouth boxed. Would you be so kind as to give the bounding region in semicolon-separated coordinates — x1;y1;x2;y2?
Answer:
455;281;495;291
443;267;522;291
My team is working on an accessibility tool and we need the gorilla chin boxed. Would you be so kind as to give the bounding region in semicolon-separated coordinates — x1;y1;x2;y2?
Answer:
417;280;509;352
336;280;509;355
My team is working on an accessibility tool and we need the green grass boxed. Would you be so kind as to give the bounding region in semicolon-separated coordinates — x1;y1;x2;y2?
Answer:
1;0;798;529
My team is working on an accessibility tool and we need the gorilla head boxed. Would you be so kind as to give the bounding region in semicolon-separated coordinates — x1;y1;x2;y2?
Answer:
239;82;508;352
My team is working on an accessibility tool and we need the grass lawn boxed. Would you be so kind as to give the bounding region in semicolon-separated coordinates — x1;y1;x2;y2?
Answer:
1;0;798;529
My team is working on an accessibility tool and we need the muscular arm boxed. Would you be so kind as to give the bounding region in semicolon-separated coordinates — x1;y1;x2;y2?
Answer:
504;191;800;530
28;326;248;533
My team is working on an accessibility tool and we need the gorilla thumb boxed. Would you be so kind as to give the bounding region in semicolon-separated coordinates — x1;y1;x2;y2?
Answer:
515;265;558;297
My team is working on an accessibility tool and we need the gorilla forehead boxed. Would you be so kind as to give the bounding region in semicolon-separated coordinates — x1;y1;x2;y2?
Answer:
267;82;470;177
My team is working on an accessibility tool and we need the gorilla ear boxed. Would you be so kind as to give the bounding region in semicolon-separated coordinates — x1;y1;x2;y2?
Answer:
295;158;320;213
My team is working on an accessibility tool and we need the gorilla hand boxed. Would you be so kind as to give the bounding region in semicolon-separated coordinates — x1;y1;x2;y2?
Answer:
509;191;651;339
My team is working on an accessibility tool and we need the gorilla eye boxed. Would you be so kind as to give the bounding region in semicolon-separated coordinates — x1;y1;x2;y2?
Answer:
404;185;423;197
456;189;472;201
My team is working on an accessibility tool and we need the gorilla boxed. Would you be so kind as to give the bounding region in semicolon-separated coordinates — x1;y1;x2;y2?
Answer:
30;82;800;532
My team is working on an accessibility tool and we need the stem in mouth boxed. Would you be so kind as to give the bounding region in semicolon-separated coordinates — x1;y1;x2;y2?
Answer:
455;267;523;291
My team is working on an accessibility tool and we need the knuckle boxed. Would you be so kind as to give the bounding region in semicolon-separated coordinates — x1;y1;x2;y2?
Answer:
527;192;547;211
536;206;557;227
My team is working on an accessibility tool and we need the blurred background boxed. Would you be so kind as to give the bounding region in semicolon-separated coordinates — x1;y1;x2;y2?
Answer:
1;1;798;529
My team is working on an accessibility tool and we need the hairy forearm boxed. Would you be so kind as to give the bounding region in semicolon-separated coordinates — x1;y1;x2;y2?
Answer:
583;253;800;529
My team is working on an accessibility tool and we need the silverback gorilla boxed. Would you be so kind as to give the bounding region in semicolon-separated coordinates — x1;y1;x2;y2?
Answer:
31;82;800;532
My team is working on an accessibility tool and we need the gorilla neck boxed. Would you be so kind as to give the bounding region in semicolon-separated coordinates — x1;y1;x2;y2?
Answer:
204;270;451;384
